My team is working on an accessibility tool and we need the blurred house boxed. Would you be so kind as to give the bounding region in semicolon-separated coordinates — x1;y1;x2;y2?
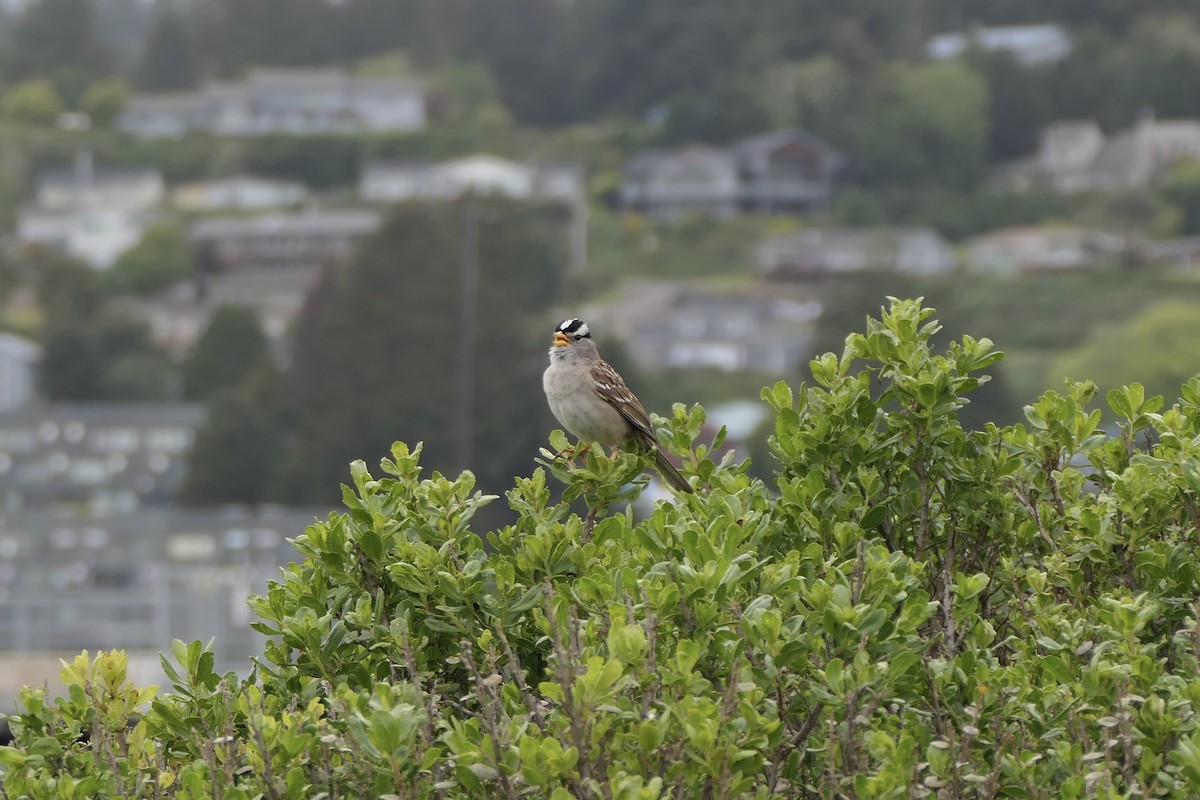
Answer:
926;24;1072;66
0;404;205;513
756;227;958;277
185;210;381;357
34;165;165;212
119;68;426;138
360;154;584;204
360;153;588;267
110;282;214;360
0;505;324;684
1132;237;1200;270
16;158;164;269
993;116;1200;192
0;334;40;412
629;291;821;373
620;130;844;220
172;175;311;212
965;226;1127;273
191;209;381;275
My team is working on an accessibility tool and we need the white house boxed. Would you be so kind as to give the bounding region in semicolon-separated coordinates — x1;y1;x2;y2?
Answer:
926;24;1072;66
360;154;587;267
965;226;1126;273
994;116;1200;192
17;207;148;270
0;334;40;412
16;158;163;269
35;165;165;212
172;176;310;212
120;68;426;138
359;154;583;204
756;227;959;277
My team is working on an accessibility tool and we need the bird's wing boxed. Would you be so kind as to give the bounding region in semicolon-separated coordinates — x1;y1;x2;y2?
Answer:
590;360;657;447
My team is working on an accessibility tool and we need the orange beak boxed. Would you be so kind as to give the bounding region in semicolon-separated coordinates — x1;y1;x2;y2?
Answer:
553;332;571;347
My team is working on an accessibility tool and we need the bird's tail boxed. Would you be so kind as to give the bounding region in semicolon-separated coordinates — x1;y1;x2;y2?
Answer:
654;447;694;493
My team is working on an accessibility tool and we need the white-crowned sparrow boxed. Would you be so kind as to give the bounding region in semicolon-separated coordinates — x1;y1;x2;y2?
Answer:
543;318;693;493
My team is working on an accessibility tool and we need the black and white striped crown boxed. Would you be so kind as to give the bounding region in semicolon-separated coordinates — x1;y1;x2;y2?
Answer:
556;318;591;339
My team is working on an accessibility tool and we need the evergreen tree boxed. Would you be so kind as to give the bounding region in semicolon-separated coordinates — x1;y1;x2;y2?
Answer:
276;199;568;504
182;306;273;400
135;6;201;91
2;0;113;100
181;375;283;506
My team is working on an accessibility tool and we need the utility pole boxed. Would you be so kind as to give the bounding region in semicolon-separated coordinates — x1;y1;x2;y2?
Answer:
455;201;481;472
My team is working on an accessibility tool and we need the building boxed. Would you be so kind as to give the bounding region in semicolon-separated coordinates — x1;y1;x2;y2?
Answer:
172;175;311;212
0;334;40;412
35;165;165;212
360;153;588;267
15;159;164;269
964;226;1127;274
756;227;959;277
0;505;325;686
580;280;822;375
994;117;1200;193
17;207;150;270
119;68;426;138
360;154;583;204
0;404;206;513
621;130;844;220
191;209;382;275
183;210;381;357
926;24;1072;66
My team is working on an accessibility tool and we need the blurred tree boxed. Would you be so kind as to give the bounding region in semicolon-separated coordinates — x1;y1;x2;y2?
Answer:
1052;300;1200;401
40;321;103;400
182;306;273;400
181;373;284;506
107;223;195;295
135;4;202;91
658;77;773;145
851;61;989;189
241;136;360;189
34;253;104;320
81;77;130;127
967;50;1052;162
276;199;568;504
1;79;64;125
99;353;174;400
1162;160;1200;236
1;0;113;100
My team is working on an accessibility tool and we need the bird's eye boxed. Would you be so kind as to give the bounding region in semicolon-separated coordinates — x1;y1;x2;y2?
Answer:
573;334;583;341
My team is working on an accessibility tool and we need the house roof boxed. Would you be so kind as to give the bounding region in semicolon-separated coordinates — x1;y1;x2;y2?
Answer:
732;129;844;167
37;167;163;191
623;145;736;178
191;210;382;240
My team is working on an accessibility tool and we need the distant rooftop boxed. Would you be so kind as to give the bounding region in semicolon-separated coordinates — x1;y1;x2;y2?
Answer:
926;23;1072;66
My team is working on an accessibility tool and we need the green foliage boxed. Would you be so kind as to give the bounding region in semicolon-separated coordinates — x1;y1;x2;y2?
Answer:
10;299;1200;796
1163;159;1200;236
276;198;569;505
181;373;285;506
134;5;200;92
80;78;131;128
107;223;195;296
851;61;990;189
1;79;65;126
1051;300;1200;403
181;307;272;400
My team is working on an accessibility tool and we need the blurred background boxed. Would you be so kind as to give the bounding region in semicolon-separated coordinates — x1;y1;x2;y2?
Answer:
2;0;1200;697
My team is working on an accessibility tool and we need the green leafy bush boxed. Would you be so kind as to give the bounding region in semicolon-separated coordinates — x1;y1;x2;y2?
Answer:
6;298;1200;798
